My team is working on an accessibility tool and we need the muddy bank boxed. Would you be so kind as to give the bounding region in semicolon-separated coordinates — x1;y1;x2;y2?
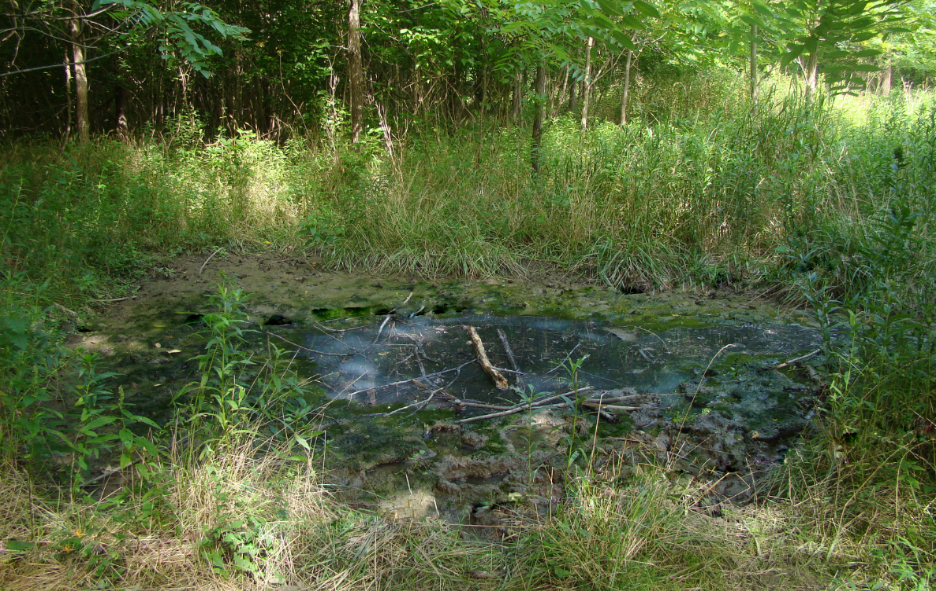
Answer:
70;253;826;526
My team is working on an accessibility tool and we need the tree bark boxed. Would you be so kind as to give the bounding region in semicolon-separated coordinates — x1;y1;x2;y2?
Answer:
69;17;89;143
115;85;128;137
64;47;73;140
880;64;892;95
531;61;546;174
348;0;364;144
750;25;758;105
569;76;576;112
511;70;522;123
804;48;818;98
581;36;594;131
557;64;569;118
619;50;633;126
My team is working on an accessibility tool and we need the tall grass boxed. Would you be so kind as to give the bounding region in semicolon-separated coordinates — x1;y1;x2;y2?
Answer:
4;76;931;301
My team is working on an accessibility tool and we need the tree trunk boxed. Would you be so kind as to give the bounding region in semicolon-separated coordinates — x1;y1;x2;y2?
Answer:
750;25;758;105
64;47;73;139
619;50;633;126
115;85;128;137
804;48;818;98
880;64;892;95
531;61;546;174
511;70;522;123
581;36;594;131
69;18;89;143
557;64;569;118
348;0;364;144
569;76;576;112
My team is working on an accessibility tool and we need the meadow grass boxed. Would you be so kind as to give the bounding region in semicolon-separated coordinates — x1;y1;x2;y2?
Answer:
1;74;935;589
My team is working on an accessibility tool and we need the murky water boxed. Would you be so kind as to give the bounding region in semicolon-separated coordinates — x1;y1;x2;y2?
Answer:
294;314;820;407
76;261;829;512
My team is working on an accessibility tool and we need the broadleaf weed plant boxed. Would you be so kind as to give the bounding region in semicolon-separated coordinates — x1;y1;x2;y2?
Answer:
558;354;589;472
175;278;256;454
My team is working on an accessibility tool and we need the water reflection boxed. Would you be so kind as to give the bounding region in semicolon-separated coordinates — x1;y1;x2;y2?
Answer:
301;314;820;406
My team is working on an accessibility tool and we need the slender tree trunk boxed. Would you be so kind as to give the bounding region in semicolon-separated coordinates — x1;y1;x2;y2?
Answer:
115;85;128;137
750;25;758;105
64;47;73;140
531;61;546;174
348;0;364;144
557;64;569;118
581;36;594;131
69;17;89;143
880;64;892;95
804;48;818;98
569;76;576;112
619;50;633;126
511;70;522;123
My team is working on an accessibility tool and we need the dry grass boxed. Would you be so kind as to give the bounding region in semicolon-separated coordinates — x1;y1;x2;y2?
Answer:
0;435;511;591
2;435;933;591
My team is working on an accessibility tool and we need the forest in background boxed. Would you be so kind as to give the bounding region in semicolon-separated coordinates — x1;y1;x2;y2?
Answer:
1;1;936;590
3;0;936;143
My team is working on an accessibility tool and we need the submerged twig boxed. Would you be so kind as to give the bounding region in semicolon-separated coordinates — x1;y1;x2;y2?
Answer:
580;403;648;412
373;314;392;344
546;343;582;374
344;361;474;398
497;328;519;371
771;349;821;370
266;331;352;357
452;386;593;424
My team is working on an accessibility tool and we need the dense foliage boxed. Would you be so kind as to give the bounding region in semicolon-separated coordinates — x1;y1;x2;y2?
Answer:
2;0;935;139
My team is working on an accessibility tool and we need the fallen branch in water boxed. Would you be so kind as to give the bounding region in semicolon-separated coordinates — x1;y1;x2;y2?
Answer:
771;349;821;370
266;331;354;357
497;328;519;372
345;361;474;398
452;400;514;411
454;402;567;424
452;386;593;424
465;325;509;390
580;402;646;412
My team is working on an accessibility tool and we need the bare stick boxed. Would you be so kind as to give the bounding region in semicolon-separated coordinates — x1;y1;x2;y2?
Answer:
580;402;648;412
465;325;509;390
373;314;392;344
454;402;567;425
345;361;473;398
266;331;353;357
386;388;439;416
198;247;223;276
451;386;593;424
524;386;593;409
452;400;514;410
771;349;821;370
580;394;642;404
497;328;519;371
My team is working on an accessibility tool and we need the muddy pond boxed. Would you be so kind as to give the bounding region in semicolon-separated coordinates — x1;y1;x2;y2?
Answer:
74;254;826;525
